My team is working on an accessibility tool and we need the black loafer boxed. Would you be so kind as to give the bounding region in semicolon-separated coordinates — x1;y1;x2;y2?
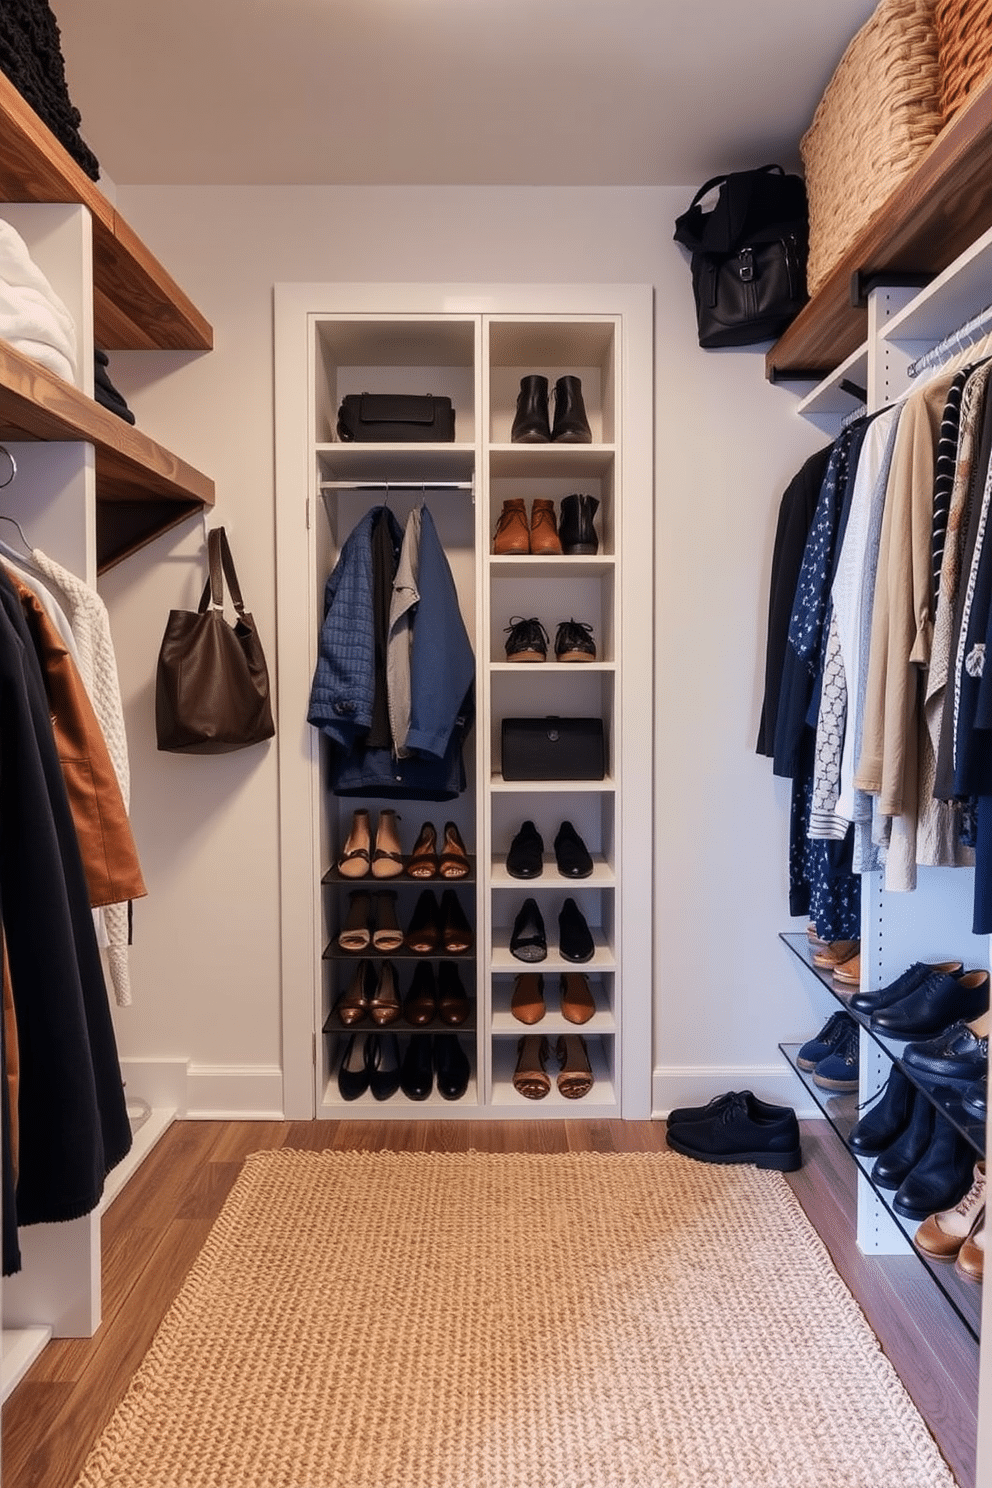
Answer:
507;820;544;879
871;969;989;1038
553;820;593;878
400;1033;434;1101
558;897;594;963
510;897;547;962
434;1033;470;1100
337;1032;371;1101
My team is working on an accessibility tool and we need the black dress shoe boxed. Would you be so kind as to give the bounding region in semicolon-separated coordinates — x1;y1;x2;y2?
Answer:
507;820;544;879
558;493;599;555
849;959;962;1014
848;1065;914;1154
553;821;593;878
903;1016;989;1082
367;1033;402;1101
434;1033;470;1100
871;969;989;1038
871;1088;934;1189
550;375;592;443
504;615;549;662
510;897;547;962
400;1033;434;1101
892;1118;977;1220
337;1032;371;1101
510;374;551;443
665;1090;802;1171
558;897;594;963
668;1090;792;1129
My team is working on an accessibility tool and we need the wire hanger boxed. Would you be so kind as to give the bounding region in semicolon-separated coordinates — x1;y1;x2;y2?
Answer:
0;444;30;550
907;302;992;378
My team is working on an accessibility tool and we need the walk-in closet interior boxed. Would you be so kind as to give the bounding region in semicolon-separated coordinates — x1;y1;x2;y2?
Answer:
2;0;992;1484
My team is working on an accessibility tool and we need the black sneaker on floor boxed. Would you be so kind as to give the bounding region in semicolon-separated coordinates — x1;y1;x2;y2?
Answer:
506;820;544;879
665;1091;802;1171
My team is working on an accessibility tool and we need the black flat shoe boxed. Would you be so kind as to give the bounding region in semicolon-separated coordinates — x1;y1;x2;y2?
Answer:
367;1032;402;1101
559;897;594;963
400;1033;434;1101
510;897;547;962
434;1033;470;1100
337;1032;371;1101
507;820;544;879
553;821;592;878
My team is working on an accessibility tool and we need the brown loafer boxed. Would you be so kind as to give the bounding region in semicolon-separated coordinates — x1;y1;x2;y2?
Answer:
560;972;595;1025
511;973;546;1025
832;952;861;987
812;938;860;969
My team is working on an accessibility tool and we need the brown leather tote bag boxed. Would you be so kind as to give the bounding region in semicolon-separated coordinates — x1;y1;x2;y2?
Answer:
155;527;275;754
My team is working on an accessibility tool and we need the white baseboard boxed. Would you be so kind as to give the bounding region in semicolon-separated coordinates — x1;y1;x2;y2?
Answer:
119;1057;188;1113
184;1063;285;1119
652;1064;821;1121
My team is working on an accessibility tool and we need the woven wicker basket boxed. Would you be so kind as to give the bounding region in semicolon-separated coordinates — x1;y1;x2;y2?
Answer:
801;0;943;296
936;0;992;120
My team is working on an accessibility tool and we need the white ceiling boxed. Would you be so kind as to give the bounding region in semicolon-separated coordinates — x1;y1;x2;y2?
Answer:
49;0;880;188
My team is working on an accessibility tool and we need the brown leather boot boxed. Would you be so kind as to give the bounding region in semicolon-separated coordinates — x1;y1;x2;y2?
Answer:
530;499;562;555
493;498;529;554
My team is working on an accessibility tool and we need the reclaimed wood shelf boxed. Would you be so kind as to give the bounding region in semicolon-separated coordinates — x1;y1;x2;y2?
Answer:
0;340;213;573
767;70;992;381
0;71;211;352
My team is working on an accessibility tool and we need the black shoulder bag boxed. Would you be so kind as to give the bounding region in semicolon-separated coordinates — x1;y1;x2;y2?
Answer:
673;164;809;349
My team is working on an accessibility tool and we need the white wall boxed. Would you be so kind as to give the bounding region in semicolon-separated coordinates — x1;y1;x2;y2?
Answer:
99;184;829;1116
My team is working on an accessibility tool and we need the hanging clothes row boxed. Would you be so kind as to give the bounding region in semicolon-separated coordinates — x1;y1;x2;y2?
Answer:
758;331;992;939
0;470;144;1275
307;500;475;801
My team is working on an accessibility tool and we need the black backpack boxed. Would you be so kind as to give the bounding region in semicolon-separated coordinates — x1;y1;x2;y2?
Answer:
673;164;809;348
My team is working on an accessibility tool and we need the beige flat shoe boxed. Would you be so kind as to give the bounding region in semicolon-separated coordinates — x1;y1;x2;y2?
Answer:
338;891;371;951
371;891;404;951
371;809;405;879
338;809;371;878
511;973;546;1025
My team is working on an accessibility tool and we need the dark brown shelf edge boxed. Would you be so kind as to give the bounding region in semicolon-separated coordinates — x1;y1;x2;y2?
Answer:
766;70;992;381
0;70;211;352
781;1041;983;1342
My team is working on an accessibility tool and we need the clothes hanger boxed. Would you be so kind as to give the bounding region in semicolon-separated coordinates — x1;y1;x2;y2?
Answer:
0;444;31;551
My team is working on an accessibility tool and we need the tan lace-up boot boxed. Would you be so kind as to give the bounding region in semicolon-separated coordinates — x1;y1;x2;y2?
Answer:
529;498;562;555
493;498;529;554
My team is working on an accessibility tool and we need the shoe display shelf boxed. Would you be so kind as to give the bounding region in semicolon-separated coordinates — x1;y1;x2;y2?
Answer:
0;88;214;1383
274;284;653;1121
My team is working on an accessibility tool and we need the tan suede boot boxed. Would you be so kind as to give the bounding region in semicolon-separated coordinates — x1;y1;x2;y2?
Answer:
493;498;529;554
530;498;562;554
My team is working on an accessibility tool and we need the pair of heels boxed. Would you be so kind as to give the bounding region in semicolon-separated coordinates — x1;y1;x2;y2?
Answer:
406;889;473;954
333;959;402;1026
337;808;405;879
338;1031;403;1101
513;1034;594;1100
407;821;470;879
338;890;403;952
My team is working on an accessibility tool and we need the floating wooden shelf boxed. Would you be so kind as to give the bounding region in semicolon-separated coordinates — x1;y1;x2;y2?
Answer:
0;71;212;353
0;340;214;572
767;70;992;381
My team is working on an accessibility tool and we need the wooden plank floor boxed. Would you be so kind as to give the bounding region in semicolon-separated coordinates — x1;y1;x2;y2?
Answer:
1;1117;978;1487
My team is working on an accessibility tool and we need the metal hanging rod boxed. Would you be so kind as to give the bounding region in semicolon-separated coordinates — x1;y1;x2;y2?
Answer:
319;480;474;492
907;302;992;379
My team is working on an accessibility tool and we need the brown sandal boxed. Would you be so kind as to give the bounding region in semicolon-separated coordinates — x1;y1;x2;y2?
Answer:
555;1034;594;1099
513;1035;550;1099
438;821;470;879
338;891;372;951
407;821;439;879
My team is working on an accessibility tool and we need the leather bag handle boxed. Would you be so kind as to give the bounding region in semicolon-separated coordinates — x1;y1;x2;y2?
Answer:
197;527;247;616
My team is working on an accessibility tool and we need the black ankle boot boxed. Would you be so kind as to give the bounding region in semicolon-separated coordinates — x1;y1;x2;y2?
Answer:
871;1087;934;1189
558;493;600;554
551;376;592;443
511;375;551;443
893;1117;977;1220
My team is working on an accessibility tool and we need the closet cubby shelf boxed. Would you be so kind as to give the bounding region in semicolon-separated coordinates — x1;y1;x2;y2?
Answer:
0;70;211;352
0;339;215;572
488;445;615;477
489;856;615;887
490;935;615;974
781;1042;983;1343
767;69;992;381
490;774;616;792
489;555;615;577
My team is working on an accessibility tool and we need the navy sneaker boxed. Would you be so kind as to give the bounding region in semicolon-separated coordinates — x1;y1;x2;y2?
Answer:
797;1010;857;1071
812;1019;860;1091
665;1091;802;1171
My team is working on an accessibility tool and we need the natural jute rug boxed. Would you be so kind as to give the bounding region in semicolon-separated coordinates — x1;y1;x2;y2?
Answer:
75;1149;956;1488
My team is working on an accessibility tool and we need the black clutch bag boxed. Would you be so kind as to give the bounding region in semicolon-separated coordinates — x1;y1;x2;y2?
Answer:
336;393;455;442
500;717;605;781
